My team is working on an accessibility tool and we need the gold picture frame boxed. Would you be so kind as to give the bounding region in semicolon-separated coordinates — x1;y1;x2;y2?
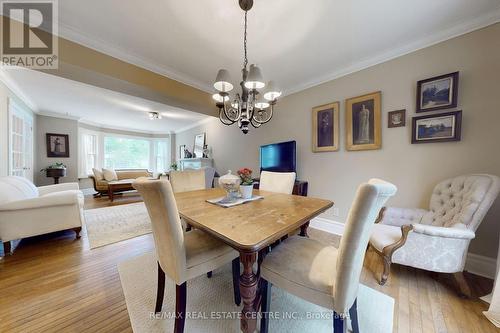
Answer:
312;102;339;152
345;91;381;151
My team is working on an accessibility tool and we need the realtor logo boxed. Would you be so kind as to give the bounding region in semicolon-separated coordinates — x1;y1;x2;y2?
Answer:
1;0;58;68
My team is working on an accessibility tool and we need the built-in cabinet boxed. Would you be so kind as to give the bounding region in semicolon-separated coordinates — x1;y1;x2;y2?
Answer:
179;158;213;170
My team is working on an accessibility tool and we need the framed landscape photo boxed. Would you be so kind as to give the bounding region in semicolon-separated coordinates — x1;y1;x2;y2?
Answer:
312;102;339;152
388;109;406;128
416;72;459;113
345;91;381;151
46;133;69;157
411;111;462;144
193;133;205;158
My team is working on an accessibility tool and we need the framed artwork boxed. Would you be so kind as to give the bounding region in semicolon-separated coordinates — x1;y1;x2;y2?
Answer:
193;133;205;158
411;111;462;144
388;109;406;128
312;101;339;152
179;144;186;159
46;133;69;157
416;72;459;113
345;91;381;151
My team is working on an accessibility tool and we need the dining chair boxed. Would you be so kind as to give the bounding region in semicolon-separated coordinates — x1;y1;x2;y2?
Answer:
133;178;241;333
169;169;206;193
259;171;296;194
259;179;397;333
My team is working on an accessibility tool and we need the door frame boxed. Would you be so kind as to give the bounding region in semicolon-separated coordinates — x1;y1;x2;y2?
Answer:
8;98;34;181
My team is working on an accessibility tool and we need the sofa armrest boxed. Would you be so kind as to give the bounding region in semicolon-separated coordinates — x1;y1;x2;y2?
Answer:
377;207;428;227
38;182;80;196
412;223;475;240
0;190;82;211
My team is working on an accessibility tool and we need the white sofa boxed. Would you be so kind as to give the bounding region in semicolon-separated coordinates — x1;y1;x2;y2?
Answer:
369;174;500;295
0;176;84;255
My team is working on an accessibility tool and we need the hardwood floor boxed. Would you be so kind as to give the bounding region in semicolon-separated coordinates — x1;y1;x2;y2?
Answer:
0;193;497;332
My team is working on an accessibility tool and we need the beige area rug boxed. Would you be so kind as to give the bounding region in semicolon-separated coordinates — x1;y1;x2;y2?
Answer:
118;251;394;333
84;202;151;249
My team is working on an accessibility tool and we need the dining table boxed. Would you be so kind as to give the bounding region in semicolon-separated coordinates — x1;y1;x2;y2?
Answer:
174;187;333;333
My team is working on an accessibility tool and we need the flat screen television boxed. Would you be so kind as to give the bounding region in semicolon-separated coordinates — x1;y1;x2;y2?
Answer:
260;140;296;173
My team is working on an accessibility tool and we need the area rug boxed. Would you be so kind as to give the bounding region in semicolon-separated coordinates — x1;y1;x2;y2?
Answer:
118;251;394;333
84;202;151;249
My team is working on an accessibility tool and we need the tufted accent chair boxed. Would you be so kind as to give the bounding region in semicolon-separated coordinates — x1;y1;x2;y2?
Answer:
369;174;500;294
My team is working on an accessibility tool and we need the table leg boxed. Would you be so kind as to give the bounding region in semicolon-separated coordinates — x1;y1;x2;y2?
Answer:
239;251;258;333
299;221;310;237
109;188;114;202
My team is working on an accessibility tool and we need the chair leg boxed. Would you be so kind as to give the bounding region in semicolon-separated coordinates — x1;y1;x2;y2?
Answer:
348;299;360;333
452;271;472;298
260;279;271;333
175;282;187;333
232;258;241;306
3;241;11;256
206;271;212;278
155;262;166;313
380;255;391;285
73;227;82;239
333;312;346;333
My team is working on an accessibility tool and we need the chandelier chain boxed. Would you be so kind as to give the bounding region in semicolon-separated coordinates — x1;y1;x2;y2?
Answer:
243;10;248;69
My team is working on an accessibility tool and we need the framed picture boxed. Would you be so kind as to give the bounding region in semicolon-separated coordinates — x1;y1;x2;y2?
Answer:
193;133;205;158
345;91;381;151
312;102;339;152
388;109;406;128
179;144;186;159
416;72;459;113
46;133;69;157
411;111;462;144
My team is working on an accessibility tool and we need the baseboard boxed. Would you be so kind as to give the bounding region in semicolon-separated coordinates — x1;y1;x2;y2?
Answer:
310;217;497;280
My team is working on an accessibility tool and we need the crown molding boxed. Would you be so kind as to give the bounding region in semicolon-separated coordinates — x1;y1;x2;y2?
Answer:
283;10;500;96
37;110;81;121
174;116;215;134
0;68;38;111
78;118;171;136
57;22;214;94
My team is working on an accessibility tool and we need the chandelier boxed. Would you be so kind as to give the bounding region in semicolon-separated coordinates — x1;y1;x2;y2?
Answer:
212;0;281;134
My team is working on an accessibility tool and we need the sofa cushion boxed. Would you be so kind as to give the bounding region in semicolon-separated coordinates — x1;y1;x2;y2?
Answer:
92;168;104;181
0;176;39;204
117;170;151;180
102;168;118;181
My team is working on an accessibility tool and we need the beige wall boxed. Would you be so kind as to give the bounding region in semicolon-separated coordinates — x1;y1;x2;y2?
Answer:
35;115;79;186
0;81;36;178
176;23;500;258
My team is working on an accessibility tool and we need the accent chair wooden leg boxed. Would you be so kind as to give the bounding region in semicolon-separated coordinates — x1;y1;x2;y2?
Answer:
206;271;212;278
232;258;241;306
175;282;187;333
155;262;166;313
333;312;347;333
3;241;11;256
73;227;82;239
348;299;360;333
453;271;472;298
381;255;391;285
260;279;271;333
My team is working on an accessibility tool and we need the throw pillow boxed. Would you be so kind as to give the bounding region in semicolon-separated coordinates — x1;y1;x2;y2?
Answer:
92;168;104;181
102;168;118;181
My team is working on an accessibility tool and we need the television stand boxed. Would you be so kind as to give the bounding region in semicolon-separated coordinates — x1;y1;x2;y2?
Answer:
253;178;310;236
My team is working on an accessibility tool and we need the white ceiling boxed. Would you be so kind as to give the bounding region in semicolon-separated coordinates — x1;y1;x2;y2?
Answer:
0;67;210;134
57;0;500;95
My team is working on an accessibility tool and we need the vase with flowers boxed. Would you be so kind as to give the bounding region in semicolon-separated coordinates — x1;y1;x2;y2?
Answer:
237;168;254;199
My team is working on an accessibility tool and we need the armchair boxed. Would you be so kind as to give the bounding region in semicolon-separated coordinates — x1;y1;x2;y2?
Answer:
0;176;84;255
369;174;500;295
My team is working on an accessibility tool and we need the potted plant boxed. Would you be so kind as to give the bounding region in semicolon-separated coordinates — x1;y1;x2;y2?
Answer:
237;168;254;199
40;162;67;184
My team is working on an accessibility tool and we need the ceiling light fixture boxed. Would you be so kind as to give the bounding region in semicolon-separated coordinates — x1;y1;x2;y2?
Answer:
213;0;281;134
148;111;162;120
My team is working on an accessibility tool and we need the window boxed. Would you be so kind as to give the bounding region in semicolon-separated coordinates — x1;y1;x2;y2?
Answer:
104;136;150;169
82;134;97;175
156;141;169;172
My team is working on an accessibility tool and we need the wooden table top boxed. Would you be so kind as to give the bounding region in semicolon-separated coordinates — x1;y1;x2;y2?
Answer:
175;188;333;252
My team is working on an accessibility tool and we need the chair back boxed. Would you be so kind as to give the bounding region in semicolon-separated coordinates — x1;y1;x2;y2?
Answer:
421;174;500;231
259;171;296;194
334;179;397;314
202;167;216;188
169;170;206;193
132;178;187;284
0;176;38;204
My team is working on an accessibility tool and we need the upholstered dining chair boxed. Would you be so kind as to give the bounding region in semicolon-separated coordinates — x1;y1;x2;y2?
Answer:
369;174;500;295
259;171;296;194
133;178;241;333
169;169;206;193
260;179;397;333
